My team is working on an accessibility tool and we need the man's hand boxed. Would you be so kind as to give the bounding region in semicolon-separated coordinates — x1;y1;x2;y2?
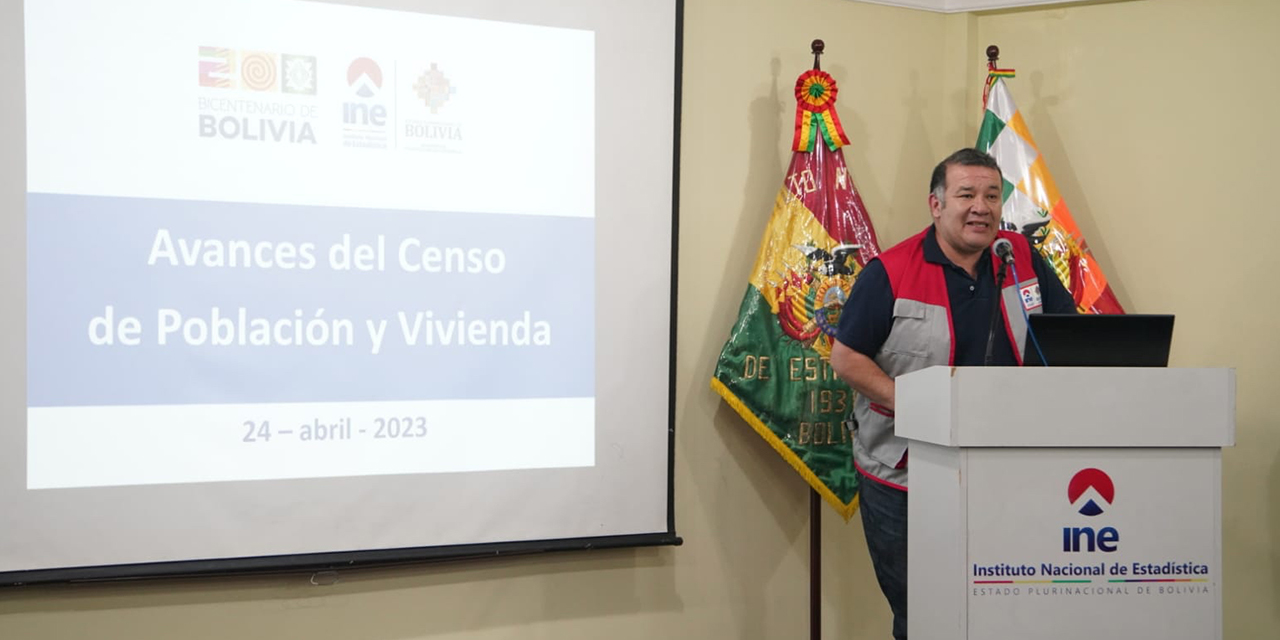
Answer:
830;339;895;410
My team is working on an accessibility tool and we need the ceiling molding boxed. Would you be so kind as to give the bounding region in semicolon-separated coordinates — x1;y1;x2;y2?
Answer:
848;0;1126;13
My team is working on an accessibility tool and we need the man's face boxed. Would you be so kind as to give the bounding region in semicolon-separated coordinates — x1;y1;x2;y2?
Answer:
929;164;1003;260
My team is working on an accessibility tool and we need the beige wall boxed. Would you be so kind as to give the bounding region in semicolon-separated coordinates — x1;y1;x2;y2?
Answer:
2;0;1277;637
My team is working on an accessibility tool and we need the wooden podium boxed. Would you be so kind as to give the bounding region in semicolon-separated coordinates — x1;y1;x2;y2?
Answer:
896;366;1234;640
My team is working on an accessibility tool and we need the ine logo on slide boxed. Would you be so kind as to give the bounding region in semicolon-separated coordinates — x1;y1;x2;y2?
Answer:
348;57;383;98
342;57;390;147
1067;468;1115;517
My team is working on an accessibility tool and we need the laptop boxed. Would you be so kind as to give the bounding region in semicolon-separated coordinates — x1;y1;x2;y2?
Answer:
1022;314;1175;367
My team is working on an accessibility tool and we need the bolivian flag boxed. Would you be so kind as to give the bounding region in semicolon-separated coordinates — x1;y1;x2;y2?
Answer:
977;73;1125;314
711;69;882;519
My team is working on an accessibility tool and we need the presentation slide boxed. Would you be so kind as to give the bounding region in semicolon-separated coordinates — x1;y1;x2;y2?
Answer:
27;0;596;490
1;0;676;581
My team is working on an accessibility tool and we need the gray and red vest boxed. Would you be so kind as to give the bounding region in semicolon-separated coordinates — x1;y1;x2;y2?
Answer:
851;228;1043;489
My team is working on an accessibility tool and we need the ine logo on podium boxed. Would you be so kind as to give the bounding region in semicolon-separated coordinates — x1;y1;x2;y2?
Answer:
1064;468;1120;553
1068;467;1115;516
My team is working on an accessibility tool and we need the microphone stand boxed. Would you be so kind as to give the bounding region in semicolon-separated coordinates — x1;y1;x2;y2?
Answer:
983;254;1010;366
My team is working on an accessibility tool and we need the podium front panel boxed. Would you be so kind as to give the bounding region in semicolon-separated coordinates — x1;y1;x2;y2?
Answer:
963;447;1221;640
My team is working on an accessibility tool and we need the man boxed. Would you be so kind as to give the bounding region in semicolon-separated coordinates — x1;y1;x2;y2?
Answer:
830;148;1076;640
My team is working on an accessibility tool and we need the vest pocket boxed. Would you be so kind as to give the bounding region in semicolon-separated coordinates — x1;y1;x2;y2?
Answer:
883;303;933;357
880;299;950;367
854;407;909;469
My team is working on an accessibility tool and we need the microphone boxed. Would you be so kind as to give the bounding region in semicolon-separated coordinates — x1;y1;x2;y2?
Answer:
992;238;1014;265
984;238;1013;365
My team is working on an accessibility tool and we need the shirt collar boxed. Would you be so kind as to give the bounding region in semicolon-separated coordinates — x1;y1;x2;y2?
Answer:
923;225;949;265
924;225;993;273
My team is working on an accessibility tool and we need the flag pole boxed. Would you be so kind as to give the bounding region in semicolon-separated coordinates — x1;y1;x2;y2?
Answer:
983;45;999;111
982;44;1013;113
811;487;821;640
807;39;824;640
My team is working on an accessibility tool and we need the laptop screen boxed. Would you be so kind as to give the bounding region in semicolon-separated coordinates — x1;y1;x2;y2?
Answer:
1023;314;1175;367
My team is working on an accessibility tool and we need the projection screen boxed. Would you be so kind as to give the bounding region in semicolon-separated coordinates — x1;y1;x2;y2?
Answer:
0;0;681;584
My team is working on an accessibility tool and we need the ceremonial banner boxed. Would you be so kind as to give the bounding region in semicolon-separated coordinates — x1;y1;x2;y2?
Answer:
711;69;882;519
976;68;1125;314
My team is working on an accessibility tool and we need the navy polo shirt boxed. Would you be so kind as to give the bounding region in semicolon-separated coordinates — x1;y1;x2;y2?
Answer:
835;226;1076;366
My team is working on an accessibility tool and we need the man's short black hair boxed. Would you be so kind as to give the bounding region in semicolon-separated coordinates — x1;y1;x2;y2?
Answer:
929;148;1003;197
